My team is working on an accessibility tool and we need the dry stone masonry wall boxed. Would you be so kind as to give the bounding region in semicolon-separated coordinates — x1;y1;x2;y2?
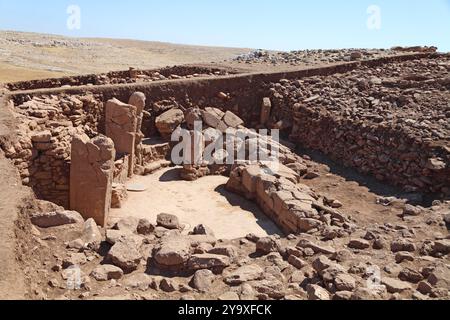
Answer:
268;56;450;197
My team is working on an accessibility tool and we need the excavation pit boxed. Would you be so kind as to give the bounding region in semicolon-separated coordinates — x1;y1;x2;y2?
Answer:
110;167;282;239
1;50;449;301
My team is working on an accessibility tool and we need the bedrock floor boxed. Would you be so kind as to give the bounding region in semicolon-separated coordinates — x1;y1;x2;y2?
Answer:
109;167;282;239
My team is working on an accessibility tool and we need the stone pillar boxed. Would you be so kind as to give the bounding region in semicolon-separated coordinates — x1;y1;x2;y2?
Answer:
70;134;115;227
105;98;137;177
128;92;146;168
261;98;272;125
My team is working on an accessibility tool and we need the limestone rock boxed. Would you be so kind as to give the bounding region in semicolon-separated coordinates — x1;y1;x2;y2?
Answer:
224;265;264;285
154;236;191;267
30;210;84;228
307;284;330;300
256;237;279;255
185;107;202;130
192;224;215;237
334;273;356;292
70;134;115;226
107;237;142;273
201;107;225;129
82;218;102;250
187;254;231;271
260;98;272;125
218;292;240;301
155;109;184;139
157;213;181;230
208;245;238;259
90;265;124;281
391;239;417;253
381;277;412;293
31;130;52;143
111;183;128;209
223;111;244;128
191;269;215;292
114;216;140;233
348;238;371;250
137;218;155;235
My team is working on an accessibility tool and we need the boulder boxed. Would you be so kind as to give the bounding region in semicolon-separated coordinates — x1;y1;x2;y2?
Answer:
288;255;306;269
399;268;424;284
160;278;179;293
114;217;140;233
107;237;142;273
31;130;52;143
297;239;336;255
154;236;191;267
391;239;417;253
403;204;422;216
348;239;371;250
155;109;184;139
208;245;238;259
30;210;84;228
82;218;102;250
123;273;156;291
191;269;215;292
307;284;330;300
137;218;155;235
192;224;215;237
157;213;181;230
187;254;231;271
185;107;202;130
224;265;264;285
432;240;450;255
256;237;279;255
334;273;356;292
201;107;225;129
111;183;128;209
105;229;130;245
250;278;285;299
381;277;412;293
427;264;450;288
90;265;124;281
223;111;244;128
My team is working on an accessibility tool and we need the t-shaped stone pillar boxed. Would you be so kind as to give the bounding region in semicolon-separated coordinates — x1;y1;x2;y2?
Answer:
70;134;116;227
105;98;138;177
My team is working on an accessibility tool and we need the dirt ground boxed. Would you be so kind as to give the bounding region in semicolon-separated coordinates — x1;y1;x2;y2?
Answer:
0;92;28;299
0;31;252;82
110;167;282;239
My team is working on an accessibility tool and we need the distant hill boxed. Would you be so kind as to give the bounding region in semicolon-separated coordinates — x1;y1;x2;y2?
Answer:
0;31;251;82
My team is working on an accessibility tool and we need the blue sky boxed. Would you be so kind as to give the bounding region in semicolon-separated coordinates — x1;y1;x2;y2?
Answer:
0;0;449;51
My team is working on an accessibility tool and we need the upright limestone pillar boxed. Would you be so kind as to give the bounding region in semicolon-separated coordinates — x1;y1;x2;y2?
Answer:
70;134;115;227
128;92;146;168
105;98;138;177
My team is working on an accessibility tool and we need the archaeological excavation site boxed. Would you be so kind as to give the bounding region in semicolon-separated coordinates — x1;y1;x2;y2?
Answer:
0;47;449;301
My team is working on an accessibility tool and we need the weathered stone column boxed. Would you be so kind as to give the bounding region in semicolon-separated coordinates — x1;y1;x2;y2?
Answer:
128;92;146;168
70;134;115;227
105;98;137;177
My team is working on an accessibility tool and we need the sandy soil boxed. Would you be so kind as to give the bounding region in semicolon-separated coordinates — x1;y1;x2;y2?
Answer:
110;167;282;239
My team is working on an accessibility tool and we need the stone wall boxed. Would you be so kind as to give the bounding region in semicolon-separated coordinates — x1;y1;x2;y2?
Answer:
266;56;449;196
0;94;104;207
288;106;449;195
6;65;233;91
226;163;351;235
